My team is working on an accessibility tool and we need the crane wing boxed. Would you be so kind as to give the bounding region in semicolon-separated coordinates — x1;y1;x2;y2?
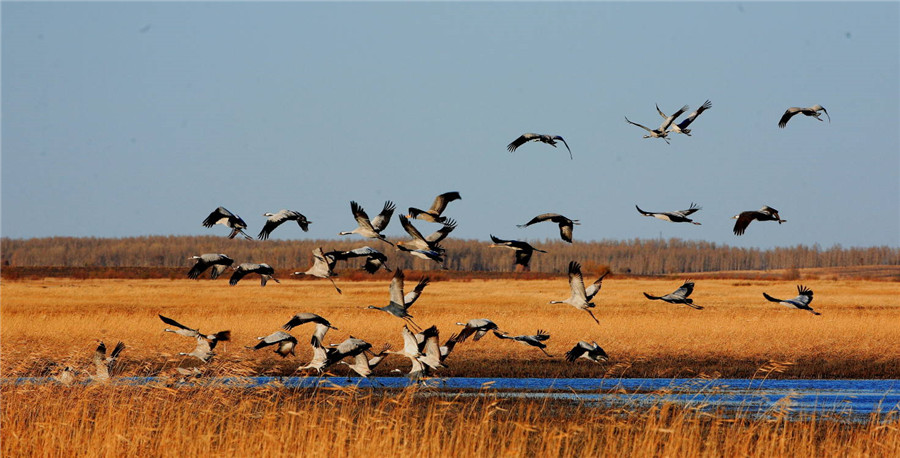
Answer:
425;218;457;243
370;201;395;232
507;133;539;152
429;192;461;215
399;215;427;242
389;269;406;306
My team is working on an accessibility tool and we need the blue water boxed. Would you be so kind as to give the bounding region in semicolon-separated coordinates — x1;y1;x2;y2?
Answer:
6;376;898;419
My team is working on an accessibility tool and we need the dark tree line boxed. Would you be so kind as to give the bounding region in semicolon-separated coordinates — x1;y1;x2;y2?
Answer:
2;236;897;276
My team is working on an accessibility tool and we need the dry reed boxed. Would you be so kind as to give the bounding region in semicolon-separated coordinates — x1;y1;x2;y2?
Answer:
2;383;898;458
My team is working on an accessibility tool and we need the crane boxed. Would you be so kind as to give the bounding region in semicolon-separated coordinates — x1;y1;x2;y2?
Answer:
517;213;579;243
230;263;279;286
564;341;609;363
187;253;234;280
407;191;462;223
635;203;702;225
493;329;553;357
202;206;252;240
660;100;712;136
338;201;396;246
292;247;341;294
507;133;572;159
778;104;829;128
643;280;703;310
732;206;786;236
366;269;425;331
763;284;821;315
258;209;311;240
549;261;601;324
489;235;546;271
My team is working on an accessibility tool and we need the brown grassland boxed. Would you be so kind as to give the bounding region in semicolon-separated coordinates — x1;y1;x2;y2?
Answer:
2;273;899;456
2;275;899;379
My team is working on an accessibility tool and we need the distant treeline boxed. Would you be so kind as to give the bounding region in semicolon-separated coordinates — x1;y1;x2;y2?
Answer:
2;236;898;276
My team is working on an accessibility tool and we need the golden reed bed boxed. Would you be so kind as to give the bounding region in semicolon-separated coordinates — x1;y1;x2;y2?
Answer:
3;384;898;458
1;277;898;378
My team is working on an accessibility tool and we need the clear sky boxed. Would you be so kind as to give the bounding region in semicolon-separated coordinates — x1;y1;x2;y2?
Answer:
3;2;898;249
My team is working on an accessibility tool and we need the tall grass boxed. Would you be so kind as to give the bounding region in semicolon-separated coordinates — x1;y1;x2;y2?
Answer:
2;278;899;379
2;384;898;457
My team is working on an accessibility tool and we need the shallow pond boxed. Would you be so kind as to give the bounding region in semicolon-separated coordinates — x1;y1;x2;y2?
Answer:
6;376;898;419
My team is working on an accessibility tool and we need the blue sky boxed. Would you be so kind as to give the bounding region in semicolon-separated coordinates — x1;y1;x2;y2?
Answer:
3;2;898;249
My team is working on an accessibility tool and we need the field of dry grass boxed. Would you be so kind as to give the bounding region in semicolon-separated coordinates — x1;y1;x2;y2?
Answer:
2;276;899;379
2;383;898;457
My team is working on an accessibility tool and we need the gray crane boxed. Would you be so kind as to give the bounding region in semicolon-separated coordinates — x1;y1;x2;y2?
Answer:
293;247;341;294
282;313;338;333
493;329;553;357
660;100;712;136
91;340;125;381
297;336;330;373
583;270;609;302
643;280;703;310
454;318;500;342
329;246;392;274
413;325;446;371
258;209;311;240
282;313;339;345
779;104;829;128
202;206;252;240
339;343;392;383
187;253;234;280
338;201;395;246
251;331;298;357
159;314;231;341
159;314;231;361
549;261;601;324
54;366;76;386
397;215;456;253
230;263;279;286
386;325;427;380
489;235;546;271
565;341;609;364
507;133;572;159
636;203;702;225
732;206;786;236
763;285;820;315
407;191;462;223
624;104;687;144
297;336;372;374
413;327;460;379
365;269;427;331
517;213;579;243
396;245;446;267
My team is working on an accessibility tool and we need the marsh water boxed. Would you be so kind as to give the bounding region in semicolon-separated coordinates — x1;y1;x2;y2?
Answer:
6;376;898;419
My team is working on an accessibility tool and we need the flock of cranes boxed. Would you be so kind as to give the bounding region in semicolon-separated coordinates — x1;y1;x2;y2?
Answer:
56;102;829;384
57;269;821;384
